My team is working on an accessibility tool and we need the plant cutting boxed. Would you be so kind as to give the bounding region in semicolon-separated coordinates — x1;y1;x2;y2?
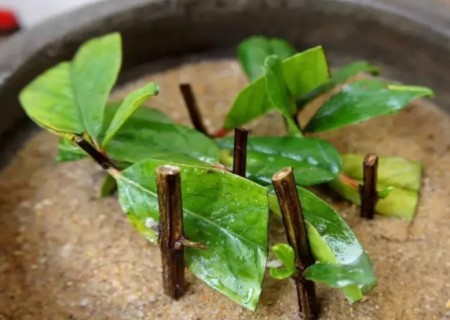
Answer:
18;32;433;317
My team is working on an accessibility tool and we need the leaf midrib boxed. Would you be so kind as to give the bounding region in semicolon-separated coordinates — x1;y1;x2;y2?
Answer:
117;173;265;250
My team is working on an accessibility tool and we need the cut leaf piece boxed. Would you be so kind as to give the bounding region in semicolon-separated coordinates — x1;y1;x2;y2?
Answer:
297;61;379;109
329;154;423;220
224;46;329;129
19;33;122;142
304;79;433;132
113;160;269;310
102;83;160;147
217;136;341;186
341;154;422;191
263;55;301;135
269;243;297;280
269;187;376;303
238;36;296;82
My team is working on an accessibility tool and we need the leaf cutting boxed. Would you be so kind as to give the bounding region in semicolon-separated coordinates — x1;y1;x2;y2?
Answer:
17;32;434;318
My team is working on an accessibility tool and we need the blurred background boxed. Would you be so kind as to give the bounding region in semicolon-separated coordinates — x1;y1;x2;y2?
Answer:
0;0;98;29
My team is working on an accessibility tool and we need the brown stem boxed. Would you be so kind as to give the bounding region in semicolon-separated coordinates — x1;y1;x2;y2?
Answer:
156;165;185;299
73;136;117;170
359;153;378;219
179;83;209;136
272;167;317;320
232;128;248;177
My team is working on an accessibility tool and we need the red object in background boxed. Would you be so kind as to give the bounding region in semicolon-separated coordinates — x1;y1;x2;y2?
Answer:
0;9;20;33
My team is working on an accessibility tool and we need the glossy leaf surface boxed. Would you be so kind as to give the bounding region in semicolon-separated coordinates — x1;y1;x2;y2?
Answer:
113;160;269;310
217;136;341;186
305;79;433;132
238;36;296;82
105;120;218;165
20;33;122;142
329;154;422;220
297;61;379;108
102;83;160;147
269;187;376;302
224;47;329;129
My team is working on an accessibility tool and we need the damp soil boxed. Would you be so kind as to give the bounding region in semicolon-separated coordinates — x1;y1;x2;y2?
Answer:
0;55;449;320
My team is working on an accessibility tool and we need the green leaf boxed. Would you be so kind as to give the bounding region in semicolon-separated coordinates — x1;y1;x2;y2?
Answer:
238;36;296;82
304;257;376;290
297;61;379;109
113;160;269;310
71;33;122;141
56;137;87;162
263;55;301;135
19;33;122;142
20;62;83;139
99;174;117;197
329;154;422;220
57;104;176;163
305;79;434;132
102;83;160;147
269;244;297;280
341;154;422;192
105;120;219;165
224;46;329;129
269;187;376;302
217;136;341;186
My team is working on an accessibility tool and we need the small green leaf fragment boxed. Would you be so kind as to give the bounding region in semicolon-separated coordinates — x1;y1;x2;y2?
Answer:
99;174;117;197
102;82;160;147
269;243;297;280
305;79;434;132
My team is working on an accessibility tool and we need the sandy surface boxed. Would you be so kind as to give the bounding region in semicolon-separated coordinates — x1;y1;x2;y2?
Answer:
0;56;449;319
